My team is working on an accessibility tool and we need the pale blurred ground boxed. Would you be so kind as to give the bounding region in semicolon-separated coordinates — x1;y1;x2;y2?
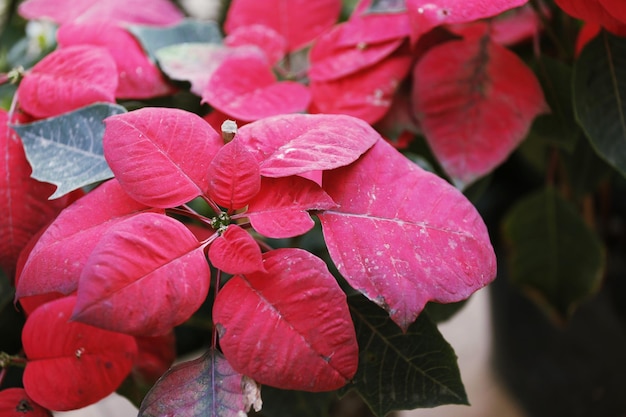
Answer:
400;287;526;417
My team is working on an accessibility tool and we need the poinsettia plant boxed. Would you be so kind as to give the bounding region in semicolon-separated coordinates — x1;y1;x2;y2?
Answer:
0;0;624;416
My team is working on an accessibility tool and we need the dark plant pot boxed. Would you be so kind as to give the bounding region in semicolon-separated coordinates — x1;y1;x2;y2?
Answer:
489;272;626;417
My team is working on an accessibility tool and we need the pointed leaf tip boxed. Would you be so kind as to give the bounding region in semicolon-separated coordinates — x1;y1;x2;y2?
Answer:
11;103;126;199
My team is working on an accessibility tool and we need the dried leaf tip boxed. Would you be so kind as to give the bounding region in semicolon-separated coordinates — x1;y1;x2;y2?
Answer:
221;119;238;143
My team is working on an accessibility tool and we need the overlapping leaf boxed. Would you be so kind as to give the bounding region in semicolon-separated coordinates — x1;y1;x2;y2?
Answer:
308;21;405;82
225;24;287;65
0;111;69;276
134;332;177;384
413;31;547;188
22;296;137;411
345;295;467;416
555;0;626;35
502;187;605;320
202;54;311;122
73;212;211;336
224;0;341;51
130;18;223;61
11;103;125;199
318;140;496;331
345;0;410;44
17;46;118;120
139;349;262;417
310;50;412;124
16;179;158;298
156;44;265;96
57;21;173;99
236;113;380;176
247;177;336;238
208;225;265;275
18;0;183;25
207;138;261;210
574;31;626;178
406;0;529;40
0;388;52;417
103;107;222;208
214;248;358;391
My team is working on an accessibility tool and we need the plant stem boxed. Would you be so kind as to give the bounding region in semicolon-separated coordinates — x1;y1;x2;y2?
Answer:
211;269;223;349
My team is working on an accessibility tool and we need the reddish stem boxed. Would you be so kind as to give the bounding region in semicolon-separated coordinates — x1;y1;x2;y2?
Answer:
211;269;223;349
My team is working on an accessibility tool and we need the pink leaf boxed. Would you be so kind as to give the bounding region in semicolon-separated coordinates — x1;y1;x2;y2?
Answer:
310;48;413;124
214;248;358;391
340;1;411;46
16;179;158;299
17;46;118;119
224;0;342;52
236;113;380;177
207;138;261;210
103;107;222;208
318;140;496;331
247;176;336;239
0;388;52;417
202;54;311;122
309;22;405;82
14;224;66;316
18;0;183;25
57;21;173;99
406;0;529;40
412;32;547;187
73;212;211;336
0;111;70;277
22;296;137;411
208;225;265;274
225;24;287;65
138;349;262;417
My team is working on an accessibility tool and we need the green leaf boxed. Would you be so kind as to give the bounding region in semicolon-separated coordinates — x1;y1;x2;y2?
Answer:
562;134;613;199
342;295;467;417
11;103;126;199
258;387;335;417
531;56;578;151
502;187;605;320
367;0;406;13
573;31;626;178
130;18;222;60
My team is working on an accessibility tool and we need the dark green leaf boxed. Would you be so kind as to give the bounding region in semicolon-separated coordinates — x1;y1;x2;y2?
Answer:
257;387;335;417
424;299;468;324
573;31;626;178
562;134;613;198
502;187;605;320
130;18;222;60
11;103;126;199
531;56;578;151
139;349;262;417
342;295;467;417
